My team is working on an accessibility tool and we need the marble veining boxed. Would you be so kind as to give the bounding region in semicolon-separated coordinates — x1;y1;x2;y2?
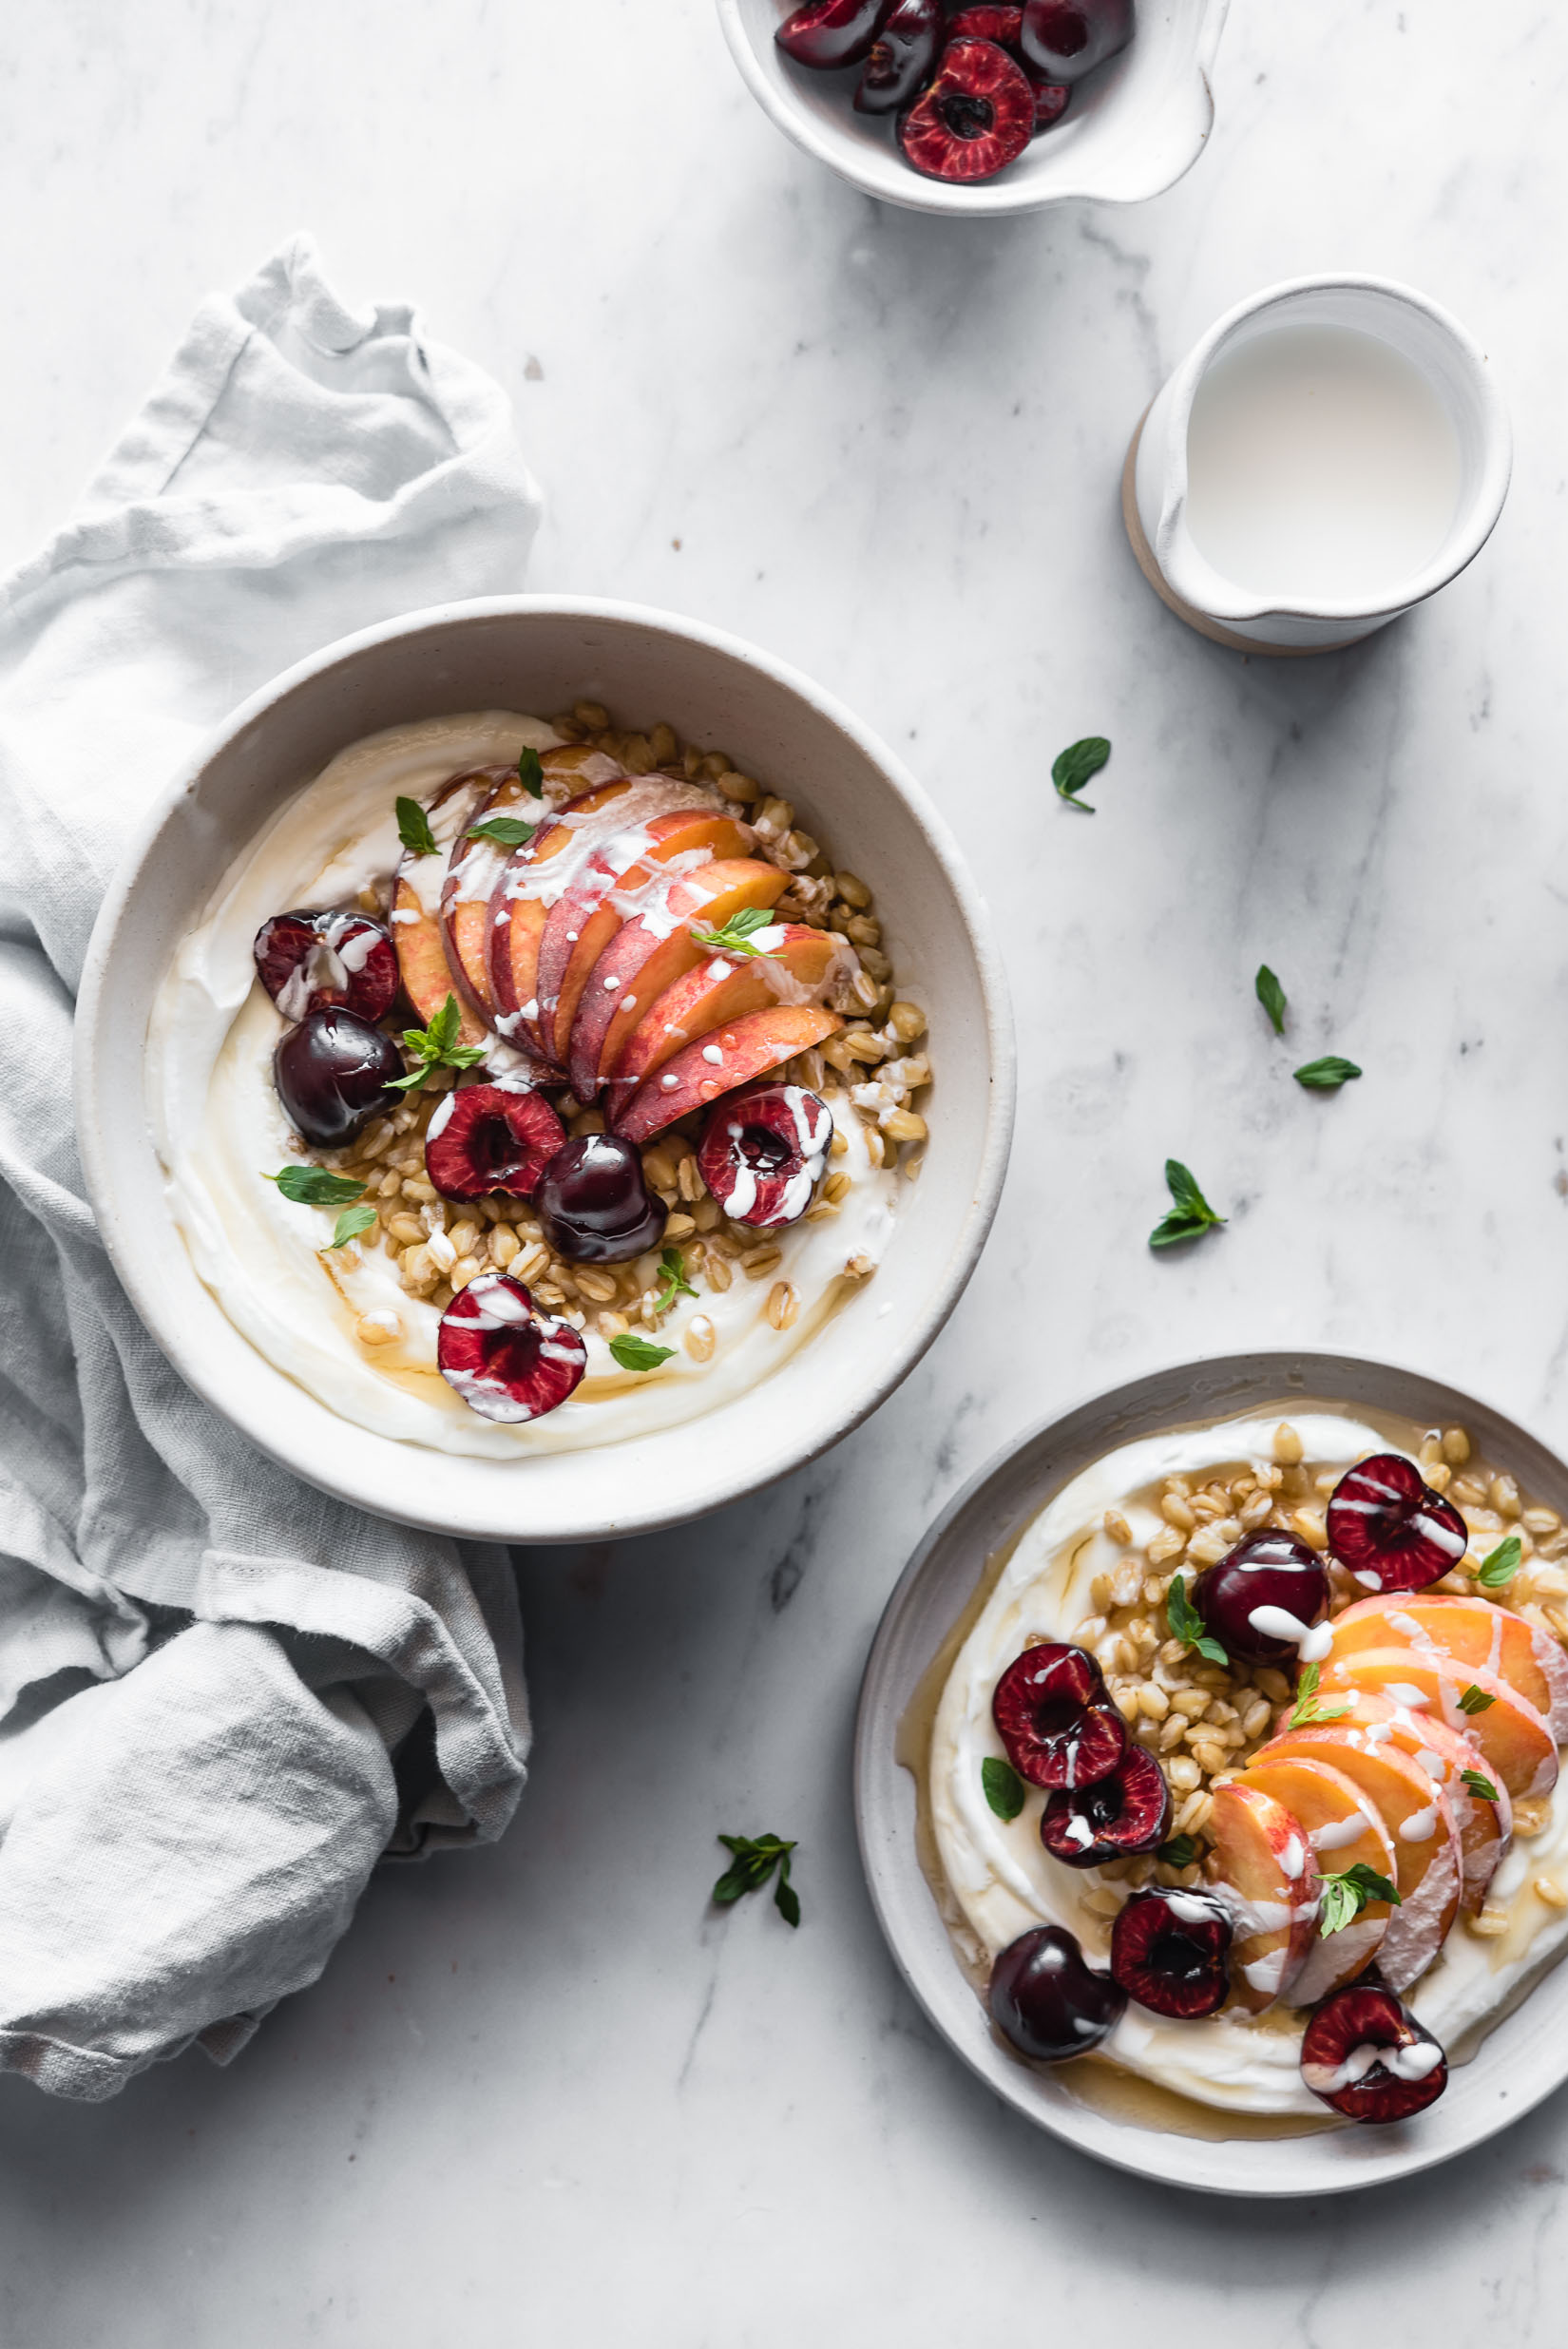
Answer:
3;0;1568;2340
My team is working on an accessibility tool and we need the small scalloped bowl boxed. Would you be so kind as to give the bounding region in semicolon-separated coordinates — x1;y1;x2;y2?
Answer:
717;0;1230;217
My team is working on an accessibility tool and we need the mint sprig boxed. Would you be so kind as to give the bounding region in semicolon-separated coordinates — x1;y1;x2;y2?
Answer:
1462;1767;1501;1803
609;1332;675;1372
1150;1159;1227;1251
654;1246;698;1316
517;745;545;797
1477;1536;1521;1589
1319;1862;1401;1938
982;1757;1024;1822
1255;964;1287;1036
713;1832;799;1927
1293;1056;1363;1091
265;1166;368;1207
689;906;781;960
1166;1573;1228;1668
1290;1660;1350;1728
467;814;537;850
1051;735;1110;814
395;795;438;858
1458;1683;1497;1716
388;994;488;1092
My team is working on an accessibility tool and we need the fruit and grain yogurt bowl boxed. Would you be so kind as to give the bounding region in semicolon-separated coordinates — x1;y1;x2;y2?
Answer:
149;701;932;1454
927;1405;1568;2132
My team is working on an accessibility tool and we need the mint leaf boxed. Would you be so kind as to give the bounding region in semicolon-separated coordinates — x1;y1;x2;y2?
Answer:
1319;1862;1401;1937
395;795;438;858
1254;964;1287;1036
1157;1833;1200;1868
1051;735;1110;813
1293;1056;1362;1090
467;814;537;850
265;1166;367;1207
982;1757;1025;1822
654;1245;698;1315
1290;1660;1350;1728
1462;1767;1501;1803
689;906;781;960
1458;1683;1497;1715
1166;1573;1229;1668
1477;1536;1521;1589
1150;1159;1226;1251
517;746;545;796
713;1832;799;1926
609;1333;675;1372
330;1202;379;1250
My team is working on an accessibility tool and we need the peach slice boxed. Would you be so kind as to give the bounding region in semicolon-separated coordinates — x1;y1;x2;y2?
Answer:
1207;1780;1321;2014
1325;1593;1568;1739
487;779;638;1059
605;924;851;1117
614;1004;846;1147
533;807;753;1065
1248;1726;1461;1990
392;874;488;1049
1234;1754;1398;2003
1329;1689;1511;1915
566;858;789;1104
1321;1647;1558;1803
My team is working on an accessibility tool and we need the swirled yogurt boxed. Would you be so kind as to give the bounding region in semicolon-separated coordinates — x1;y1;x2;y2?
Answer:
929;1408;1568;2118
147;713;897;1458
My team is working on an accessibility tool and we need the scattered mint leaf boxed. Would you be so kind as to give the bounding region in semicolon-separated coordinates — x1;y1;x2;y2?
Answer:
330;1202;379;1250
1458;1683;1497;1715
1293;1056;1363;1091
467;814;537;850
1157;1834;1200;1869
395;795;438;858
265;1166;368;1207
609;1332;675;1372
1477;1536;1521;1589
713;1832;799;1927
689;906;781;960
1255;964;1287;1036
1462;1767;1501;1803
1319;1862;1401;1938
982;1757;1025;1822
654;1246;698;1316
388;993;488;1091
1290;1660;1350;1728
1051;735;1110;813
517;746;545;797
1166;1573;1229;1668
1150;1159;1226;1251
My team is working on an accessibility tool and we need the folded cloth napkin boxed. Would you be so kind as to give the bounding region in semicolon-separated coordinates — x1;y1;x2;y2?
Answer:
0;235;544;2100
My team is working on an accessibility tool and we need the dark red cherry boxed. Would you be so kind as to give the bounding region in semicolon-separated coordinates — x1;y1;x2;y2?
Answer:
254;909;398;1025
942;7;1069;131
988;1925;1126;2062
697;1083;832;1228
991;1644;1125;1789
425;1083;566;1203
1019;0;1133;81
776;0;892;68
854;0;944;112
1039;1746;1171;1867
898;36;1034;181
1191;1531;1330;1667
535;1134;667;1265
1326;1453;1469;1594
1299;1982;1448;2123
437;1272;587;1424
1109;1887;1232;2018
274;1007;404;1149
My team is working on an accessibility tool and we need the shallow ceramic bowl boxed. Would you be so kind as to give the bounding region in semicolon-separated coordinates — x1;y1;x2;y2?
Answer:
76;597;1013;1545
854;1349;1568;2194
717;0;1230;218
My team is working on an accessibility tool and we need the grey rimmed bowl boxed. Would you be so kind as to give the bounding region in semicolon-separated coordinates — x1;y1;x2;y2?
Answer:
854;1348;1568;2195
74;597;1013;1545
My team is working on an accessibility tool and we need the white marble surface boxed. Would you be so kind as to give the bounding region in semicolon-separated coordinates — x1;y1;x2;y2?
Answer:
4;0;1568;2339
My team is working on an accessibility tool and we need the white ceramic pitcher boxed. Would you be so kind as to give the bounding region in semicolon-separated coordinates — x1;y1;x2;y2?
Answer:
1123;274;1512;654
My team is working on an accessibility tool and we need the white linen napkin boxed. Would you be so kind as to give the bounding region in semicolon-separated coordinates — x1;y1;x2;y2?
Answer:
0;235;544;2100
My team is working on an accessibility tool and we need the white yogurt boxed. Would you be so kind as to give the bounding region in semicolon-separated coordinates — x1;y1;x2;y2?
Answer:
147;714;897;1458
929;1409;1568;2116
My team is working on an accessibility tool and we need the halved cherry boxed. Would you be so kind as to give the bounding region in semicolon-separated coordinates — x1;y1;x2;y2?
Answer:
613;1005;845;1147
854;0;944;112
1109;1887;1232;2019
1019;0;1133;82
897;37;1034;184
945;7;1071;129
991;1643;1124;1790
436;1272;586;1424
1299;1982;1447;2123
1327;1453;1469;1593
697;1083;833;1229
424;1083;566;1204
1039;1746;1171;1866
776;0;892;68
254;909;399;1026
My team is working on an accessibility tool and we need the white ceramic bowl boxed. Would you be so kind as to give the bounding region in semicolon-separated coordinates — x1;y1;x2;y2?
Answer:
76;597;1013;1546
855;1350;1568;2194
717;0;1230;218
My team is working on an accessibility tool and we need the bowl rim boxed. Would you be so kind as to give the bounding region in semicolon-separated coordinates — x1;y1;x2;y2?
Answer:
716;0;1232;218
73;592;1016;1543
853;1346;1568;2194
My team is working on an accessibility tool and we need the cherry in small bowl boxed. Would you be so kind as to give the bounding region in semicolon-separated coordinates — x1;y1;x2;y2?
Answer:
254;908;398;1025
536;1134;667;1265
897;36;1034;184
991;1643;1125;1789
776;0;890;69
697;1083;832;1228
1039;1745;1171;1867
854;0;943;113
437;1272;587;1424
426;1083;566;1204
987;1924;1126;2062
274;1006;405;1149
945;8;1071;132
1019;0;1134;82
1326;1453;1469;1594
1109;1887;1232;2018
1191;1530;1330;1668
1299;1982;1448;2124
